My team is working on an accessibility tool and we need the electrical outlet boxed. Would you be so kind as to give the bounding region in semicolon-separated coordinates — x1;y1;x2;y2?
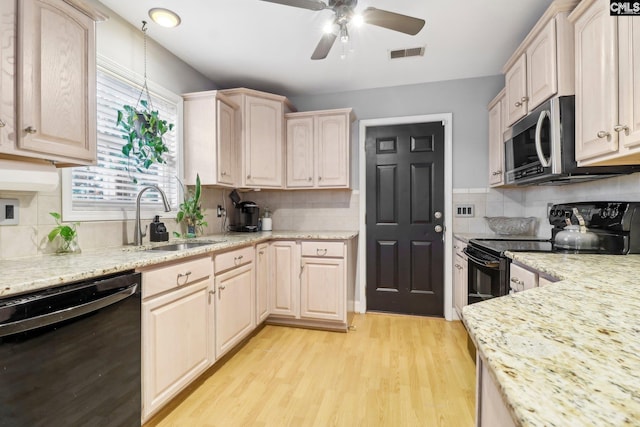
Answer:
0;198;19;225
454;204;474;218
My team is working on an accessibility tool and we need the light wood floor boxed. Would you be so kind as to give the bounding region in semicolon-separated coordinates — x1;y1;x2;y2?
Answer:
145;313;476;427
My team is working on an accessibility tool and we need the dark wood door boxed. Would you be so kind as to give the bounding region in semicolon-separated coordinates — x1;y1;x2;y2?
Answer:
365;122;445;316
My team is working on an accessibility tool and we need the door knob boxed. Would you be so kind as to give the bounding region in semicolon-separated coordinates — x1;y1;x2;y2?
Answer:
434;225;443;233
434;211;442;219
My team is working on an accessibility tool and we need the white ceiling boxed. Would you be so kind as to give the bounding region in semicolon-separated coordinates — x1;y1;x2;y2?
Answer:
98;0;554;96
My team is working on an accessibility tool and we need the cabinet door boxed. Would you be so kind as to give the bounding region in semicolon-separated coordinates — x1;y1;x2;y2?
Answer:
618;16;640;151
215;262;255;359
255;243;270;324
217;99;237;185
244;95;283;187
526;19;558;110
453;253;468;318
269;241;299;318
316;113;349;188
286;115;314;188
488;99;504;186
477;355;517;427
574;1;619;162
505;55;528;126
300;257;345;321
17;0;96;163
142;281;210;420
0;0;15;154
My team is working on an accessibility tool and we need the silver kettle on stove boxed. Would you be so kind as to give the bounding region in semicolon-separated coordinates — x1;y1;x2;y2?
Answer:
554;208;599;251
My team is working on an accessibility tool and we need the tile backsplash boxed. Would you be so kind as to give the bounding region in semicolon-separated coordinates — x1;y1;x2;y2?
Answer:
453;172;640;238
2;170;638;259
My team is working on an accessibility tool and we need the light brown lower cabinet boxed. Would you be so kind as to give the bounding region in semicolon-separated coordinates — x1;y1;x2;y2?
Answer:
476;353;516;427
140;255;214;422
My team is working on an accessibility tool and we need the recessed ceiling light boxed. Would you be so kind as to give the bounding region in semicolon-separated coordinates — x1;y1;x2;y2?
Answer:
148;8;181;28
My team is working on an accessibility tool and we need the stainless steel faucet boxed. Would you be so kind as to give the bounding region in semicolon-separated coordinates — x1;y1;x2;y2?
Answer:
135;185;171;245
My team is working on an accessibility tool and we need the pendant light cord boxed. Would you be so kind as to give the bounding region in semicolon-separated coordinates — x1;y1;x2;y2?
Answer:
136;20;154;110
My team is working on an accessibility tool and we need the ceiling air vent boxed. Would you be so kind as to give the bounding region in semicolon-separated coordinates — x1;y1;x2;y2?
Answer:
389;46;425;59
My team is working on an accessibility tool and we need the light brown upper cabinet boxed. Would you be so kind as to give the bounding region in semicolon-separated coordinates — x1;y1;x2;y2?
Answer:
221;88;295;189
285;108;354;189
487;89;505;187
570;0;640;166
503;0;577;127
0;0;105;165
183;91;239;187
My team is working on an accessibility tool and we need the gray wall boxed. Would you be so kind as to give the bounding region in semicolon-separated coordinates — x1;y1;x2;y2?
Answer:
287;75;504;189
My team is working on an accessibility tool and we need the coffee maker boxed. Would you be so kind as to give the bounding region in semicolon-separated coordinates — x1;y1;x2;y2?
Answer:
228;190;260;232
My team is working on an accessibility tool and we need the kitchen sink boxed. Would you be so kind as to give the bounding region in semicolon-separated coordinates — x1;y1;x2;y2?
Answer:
146;240;225;251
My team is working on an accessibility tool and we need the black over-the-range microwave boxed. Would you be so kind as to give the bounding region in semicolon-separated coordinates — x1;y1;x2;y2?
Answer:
503;96;639;186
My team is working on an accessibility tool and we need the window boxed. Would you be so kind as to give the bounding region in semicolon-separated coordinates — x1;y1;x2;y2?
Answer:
62;59;181;221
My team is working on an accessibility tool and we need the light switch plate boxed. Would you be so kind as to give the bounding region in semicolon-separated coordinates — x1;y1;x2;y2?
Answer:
0;198;19;225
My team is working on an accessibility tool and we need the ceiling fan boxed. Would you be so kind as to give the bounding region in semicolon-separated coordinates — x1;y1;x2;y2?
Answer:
260;0;425;60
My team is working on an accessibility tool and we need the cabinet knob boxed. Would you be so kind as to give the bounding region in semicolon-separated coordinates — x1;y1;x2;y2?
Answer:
614;124;629;134
318;176;322;181
308;177;312;181
0;118;6;128
515;101;522;107
597;131;611;139
219;285;226;291
209;289;216;295
247;174;251;179
520;96;528;102
221;171;227;176
24;126;37;134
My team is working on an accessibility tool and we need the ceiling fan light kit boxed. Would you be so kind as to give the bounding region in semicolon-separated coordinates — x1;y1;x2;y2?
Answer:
261;0;425;60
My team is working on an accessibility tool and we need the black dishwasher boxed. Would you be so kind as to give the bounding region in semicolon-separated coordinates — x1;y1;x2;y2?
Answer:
0;271;141;427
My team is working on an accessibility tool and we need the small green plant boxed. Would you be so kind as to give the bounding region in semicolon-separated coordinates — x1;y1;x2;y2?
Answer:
116;99;174;183
47;212;80;253
175;174;208;238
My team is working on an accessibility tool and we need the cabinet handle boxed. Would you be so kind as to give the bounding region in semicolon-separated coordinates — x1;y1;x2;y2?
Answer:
209;289;216;295
510;277;523;285
316;248;327;256
515;101;522;107
614;125;629;134
219;285;226;290
318;176;322;181
177;271;192;285
221;171;227;176
597;131;611;139
0;118;5;128
24;126;37;134
247;174;251;179
259;250;264;255
520;96;528;102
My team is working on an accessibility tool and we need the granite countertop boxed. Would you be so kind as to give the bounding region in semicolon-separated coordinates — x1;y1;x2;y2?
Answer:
463;252;640;426
0;231;358;299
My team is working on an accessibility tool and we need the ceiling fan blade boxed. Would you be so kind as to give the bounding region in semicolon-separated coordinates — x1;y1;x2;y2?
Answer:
260;0;328;11
311;32;337;60
362;7;425;35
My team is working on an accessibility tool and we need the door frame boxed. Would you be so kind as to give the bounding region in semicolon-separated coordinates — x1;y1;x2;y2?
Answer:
357;113;454;320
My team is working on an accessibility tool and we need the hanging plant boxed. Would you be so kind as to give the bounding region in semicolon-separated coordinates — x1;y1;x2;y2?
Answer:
116;99;173;177
115;21;174;183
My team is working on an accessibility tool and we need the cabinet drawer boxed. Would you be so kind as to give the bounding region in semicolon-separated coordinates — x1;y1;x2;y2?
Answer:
142;256;213;299
214;246;254;273
509;263;538;292
300;241;344;258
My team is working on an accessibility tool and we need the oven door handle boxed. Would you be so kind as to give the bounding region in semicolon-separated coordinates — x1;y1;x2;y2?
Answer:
0;283;138;338
462;247;500;269
535;109;551;167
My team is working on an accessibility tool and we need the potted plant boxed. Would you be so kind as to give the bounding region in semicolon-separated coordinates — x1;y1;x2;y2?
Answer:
116;99;173;182
176;174;208;237
47;212;80;254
